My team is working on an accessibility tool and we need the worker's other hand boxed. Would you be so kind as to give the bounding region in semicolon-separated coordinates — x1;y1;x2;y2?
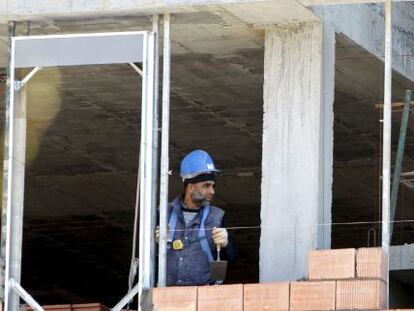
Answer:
212;227;228;248
155;225;170;243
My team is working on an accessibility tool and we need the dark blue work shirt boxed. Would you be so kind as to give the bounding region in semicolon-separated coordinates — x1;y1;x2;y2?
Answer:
166;195;236;286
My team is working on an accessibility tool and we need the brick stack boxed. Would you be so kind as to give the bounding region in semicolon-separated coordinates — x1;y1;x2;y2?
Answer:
306;247;387;310
152;247;394;311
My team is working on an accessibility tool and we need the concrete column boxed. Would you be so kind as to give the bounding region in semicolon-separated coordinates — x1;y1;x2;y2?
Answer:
260;20;334;282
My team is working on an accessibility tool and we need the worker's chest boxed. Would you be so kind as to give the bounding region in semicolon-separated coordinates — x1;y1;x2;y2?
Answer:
173;213;219;249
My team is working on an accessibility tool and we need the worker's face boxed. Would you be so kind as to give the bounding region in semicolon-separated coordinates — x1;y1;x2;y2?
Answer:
188;181;216;206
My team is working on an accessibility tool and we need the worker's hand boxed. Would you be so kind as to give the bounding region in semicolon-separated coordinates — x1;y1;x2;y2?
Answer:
155;225;170;243
212;227;228;248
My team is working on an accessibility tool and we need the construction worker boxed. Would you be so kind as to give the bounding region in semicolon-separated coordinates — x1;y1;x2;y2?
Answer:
157;149;236;286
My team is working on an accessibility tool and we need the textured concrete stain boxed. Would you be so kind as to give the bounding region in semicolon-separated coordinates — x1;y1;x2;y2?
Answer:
260;20;322;282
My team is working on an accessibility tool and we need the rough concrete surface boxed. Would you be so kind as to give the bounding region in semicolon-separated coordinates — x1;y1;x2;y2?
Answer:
260;21;323;282
0;0;318;24
314;2;414;83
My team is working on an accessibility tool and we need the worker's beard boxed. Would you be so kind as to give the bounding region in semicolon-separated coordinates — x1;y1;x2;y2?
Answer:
191;190;209;207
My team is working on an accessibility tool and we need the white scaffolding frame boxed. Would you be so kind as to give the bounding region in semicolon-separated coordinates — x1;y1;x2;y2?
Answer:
1;30;157;311
381;0;393;306
157;13;171;288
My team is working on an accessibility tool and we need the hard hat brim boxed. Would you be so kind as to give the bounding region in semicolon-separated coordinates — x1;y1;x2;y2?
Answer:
180;169;221;180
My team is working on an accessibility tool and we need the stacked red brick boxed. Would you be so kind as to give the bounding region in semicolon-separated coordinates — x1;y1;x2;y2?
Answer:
306;247;387;310
152;247;389;311
152;284;288;311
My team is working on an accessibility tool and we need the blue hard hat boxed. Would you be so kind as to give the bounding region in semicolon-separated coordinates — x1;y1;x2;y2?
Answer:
180;150;220;181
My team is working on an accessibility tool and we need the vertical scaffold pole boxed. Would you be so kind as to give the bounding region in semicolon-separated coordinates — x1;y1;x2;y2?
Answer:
151;14;160;288
382;0;392;307
0;22;16;307
138;31;156;310
390;90;411;236
3;25;29;311
158;13;171;287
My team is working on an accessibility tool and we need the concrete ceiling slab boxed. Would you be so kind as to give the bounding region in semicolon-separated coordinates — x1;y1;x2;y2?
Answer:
0;0;318;68
0;0;317;23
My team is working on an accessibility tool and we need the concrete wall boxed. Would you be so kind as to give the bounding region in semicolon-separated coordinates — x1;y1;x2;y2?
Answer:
314;2;414;83
390;243;414;270
260;20;324;281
